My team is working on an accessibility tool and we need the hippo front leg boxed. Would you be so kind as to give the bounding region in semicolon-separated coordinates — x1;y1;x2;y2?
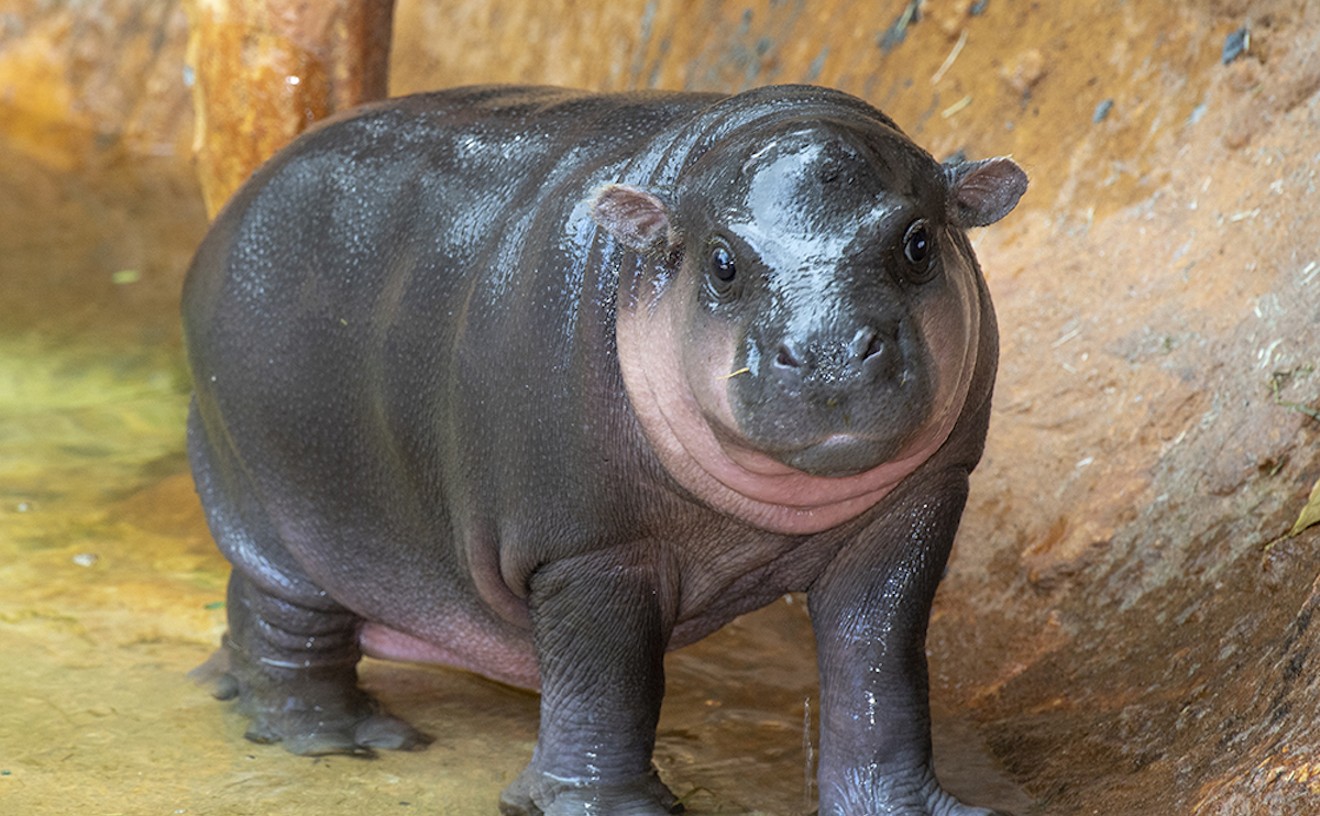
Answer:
808;472;1009;816
500;546;681;816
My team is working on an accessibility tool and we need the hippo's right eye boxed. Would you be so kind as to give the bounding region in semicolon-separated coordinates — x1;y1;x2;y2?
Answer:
709;243;737;284
900;219;938;283
903;220;930;265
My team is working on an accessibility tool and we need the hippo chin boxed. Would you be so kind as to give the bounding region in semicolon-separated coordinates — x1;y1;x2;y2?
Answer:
780;434;904;478
183;83;1027;816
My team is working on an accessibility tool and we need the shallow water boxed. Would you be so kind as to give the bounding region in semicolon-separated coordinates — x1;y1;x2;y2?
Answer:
0;151;1028;814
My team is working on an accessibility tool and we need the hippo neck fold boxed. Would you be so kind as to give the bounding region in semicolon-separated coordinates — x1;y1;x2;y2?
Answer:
614;293;965;536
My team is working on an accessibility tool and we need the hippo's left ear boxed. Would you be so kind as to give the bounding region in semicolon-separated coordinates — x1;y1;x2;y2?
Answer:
945;157;1029;229
590;184;679;253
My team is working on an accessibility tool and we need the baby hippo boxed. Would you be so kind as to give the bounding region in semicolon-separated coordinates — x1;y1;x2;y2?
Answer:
183;84;1027;815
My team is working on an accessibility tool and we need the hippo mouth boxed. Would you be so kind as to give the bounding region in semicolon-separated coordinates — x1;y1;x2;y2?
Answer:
711;423;918;480
776;433;908;478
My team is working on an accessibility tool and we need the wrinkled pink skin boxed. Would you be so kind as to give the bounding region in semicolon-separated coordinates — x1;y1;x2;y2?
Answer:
616;230;981;535
183;85;1026;816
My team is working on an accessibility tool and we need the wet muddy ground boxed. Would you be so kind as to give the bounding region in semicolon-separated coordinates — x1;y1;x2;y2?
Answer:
3;0;1320;814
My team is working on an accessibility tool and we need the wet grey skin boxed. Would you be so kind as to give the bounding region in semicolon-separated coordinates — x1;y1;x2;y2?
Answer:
183;84;1027;816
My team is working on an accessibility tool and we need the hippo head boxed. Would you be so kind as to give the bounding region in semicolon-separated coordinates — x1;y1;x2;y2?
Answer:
593;112;1026;533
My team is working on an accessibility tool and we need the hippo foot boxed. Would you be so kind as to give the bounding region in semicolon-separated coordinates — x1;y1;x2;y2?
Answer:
499;765;683;816
927;792;1012;816
193;647;432;757
917;779;1012;816
818;773;1012;816
821;798;1010;816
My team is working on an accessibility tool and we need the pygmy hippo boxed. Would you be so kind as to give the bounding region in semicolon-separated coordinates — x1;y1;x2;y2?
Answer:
183;84;1027;815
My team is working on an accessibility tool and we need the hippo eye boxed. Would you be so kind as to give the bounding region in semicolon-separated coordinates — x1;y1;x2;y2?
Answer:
901;219;937;282
709;243;737;284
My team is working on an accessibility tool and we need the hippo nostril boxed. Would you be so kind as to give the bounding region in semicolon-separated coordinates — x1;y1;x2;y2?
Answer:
853;327;885;362
852;326;898;364
775;342;804;369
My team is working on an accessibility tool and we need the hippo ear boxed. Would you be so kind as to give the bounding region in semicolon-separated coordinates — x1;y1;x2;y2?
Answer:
590;184;678;253
945;157;1029;228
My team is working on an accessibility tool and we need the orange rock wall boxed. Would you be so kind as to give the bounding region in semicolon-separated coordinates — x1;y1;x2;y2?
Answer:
0;0;193;171
183;0;393;216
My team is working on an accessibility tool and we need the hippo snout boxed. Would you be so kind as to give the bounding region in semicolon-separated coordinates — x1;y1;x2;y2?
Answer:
771;322;905;390
729;317;933;477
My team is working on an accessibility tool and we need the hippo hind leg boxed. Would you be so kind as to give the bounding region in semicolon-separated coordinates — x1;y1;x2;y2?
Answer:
188;403;430;757
194;571;431;756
